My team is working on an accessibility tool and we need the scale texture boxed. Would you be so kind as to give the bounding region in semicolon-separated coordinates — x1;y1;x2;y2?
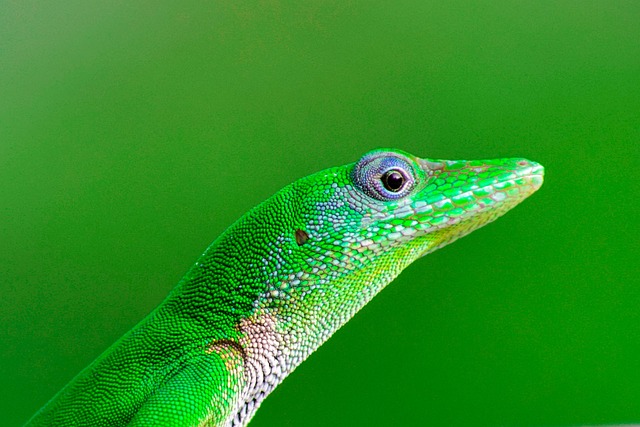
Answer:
25;148;544;426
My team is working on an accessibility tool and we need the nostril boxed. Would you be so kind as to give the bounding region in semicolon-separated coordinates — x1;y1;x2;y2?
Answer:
517;160;529;167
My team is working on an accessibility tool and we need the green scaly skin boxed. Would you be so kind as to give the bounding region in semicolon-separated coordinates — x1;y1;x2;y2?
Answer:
25;148;544;426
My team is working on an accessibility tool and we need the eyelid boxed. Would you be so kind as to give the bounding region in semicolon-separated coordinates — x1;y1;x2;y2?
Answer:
381;166;409;178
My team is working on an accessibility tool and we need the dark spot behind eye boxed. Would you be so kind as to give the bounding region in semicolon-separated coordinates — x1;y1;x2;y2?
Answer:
295;229;309;246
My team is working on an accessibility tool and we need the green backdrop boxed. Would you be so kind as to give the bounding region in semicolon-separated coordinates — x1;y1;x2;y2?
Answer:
1;1;638;426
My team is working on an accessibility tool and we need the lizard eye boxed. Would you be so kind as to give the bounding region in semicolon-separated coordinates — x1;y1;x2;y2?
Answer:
381;170;405;192
352;152;416;200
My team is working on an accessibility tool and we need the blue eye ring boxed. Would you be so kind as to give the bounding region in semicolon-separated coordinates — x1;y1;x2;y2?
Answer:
352;152;416;201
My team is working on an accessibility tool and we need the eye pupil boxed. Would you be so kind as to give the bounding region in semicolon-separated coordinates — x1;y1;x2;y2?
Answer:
382;170;405;192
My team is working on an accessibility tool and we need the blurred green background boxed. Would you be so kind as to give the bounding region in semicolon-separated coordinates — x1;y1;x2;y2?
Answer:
1;1;638;426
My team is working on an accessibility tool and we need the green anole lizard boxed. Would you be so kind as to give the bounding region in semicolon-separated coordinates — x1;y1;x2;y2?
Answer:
25;148;544;426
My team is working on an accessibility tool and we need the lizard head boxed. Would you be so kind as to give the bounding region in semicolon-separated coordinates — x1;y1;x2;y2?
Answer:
242;148;543;357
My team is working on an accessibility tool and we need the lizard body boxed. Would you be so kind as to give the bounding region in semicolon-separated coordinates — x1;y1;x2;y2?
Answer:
25;148;544;426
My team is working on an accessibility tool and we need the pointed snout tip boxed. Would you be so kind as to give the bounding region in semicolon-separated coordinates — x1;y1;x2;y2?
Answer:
516;158;545;191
